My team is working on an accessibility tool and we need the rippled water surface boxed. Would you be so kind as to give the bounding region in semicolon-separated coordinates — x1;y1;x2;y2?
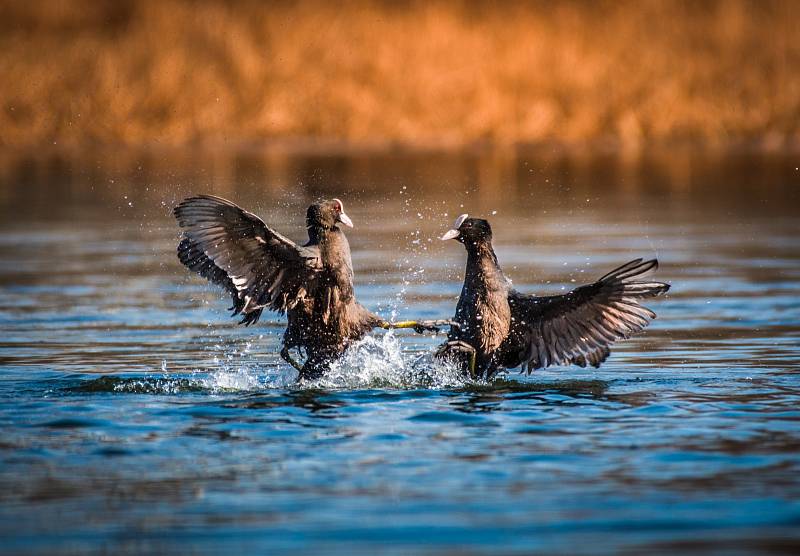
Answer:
1;149;799;554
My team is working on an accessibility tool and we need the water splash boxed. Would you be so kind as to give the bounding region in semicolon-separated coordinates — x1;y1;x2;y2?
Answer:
68;333;476;395
197;366;269;391
201;336;296;390
67;366;294;395
305;332;472;390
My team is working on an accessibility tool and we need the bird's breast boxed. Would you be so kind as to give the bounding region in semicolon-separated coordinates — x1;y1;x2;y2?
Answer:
451;290;511;354
476;295;511;353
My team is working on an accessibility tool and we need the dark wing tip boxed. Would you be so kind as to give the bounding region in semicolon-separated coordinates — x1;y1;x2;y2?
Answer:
600;257;664;283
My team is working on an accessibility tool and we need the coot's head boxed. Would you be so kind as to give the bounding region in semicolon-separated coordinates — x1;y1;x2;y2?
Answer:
307;198;354;230
440;214;492;246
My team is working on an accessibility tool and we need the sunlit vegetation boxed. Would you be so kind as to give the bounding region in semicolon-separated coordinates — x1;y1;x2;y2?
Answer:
1;0;798;150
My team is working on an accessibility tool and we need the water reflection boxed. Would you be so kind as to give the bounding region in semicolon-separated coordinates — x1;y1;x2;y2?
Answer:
1;146;798;221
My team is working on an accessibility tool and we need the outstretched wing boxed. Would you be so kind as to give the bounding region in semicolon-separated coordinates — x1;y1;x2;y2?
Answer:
509;259;670;372
174;195;321;325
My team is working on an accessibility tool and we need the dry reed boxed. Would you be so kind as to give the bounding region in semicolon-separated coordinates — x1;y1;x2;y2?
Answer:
1;0;798;150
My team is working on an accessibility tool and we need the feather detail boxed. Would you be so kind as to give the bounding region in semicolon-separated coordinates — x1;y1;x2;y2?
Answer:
174;195;321;324
510;258;669;373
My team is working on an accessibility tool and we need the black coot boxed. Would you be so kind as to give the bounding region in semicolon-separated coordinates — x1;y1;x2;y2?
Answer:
438;214;670;379
175;195;446;379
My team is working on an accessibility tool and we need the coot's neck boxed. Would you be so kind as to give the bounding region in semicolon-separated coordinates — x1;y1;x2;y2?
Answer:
464;239;506;292
315;226;353;285
307;224;338;245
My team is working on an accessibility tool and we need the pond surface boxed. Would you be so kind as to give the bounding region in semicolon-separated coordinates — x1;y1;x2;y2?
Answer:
0;148;799;554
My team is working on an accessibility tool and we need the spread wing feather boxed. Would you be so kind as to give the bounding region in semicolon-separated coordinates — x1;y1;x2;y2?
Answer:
509;258;669;372
174;195;321;324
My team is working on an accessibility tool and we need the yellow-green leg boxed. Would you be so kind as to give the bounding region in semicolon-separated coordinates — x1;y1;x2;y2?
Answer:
379;319;455;333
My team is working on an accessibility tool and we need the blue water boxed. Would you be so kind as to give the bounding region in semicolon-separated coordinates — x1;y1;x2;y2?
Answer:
1;150;799;554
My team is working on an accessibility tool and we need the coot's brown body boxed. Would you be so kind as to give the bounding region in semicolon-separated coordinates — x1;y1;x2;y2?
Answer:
438;215;670;379
175;195;442;379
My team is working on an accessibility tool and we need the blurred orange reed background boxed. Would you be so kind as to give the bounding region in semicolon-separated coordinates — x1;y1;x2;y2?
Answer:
1;0;798;151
